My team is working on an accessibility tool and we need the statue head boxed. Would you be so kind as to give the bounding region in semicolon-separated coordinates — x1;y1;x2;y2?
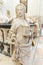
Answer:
15;3;26;18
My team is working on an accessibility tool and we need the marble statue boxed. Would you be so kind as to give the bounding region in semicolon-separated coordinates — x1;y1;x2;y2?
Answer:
7;3;32;65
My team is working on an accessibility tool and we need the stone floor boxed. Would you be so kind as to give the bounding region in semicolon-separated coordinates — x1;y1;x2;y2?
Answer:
0;37;43;65
0;54;15;65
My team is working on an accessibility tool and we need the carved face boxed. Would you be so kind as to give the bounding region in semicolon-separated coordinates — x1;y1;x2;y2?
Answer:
16;4;26;18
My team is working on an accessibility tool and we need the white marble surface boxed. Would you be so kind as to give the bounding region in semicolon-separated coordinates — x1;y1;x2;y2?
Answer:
0;37;43;65
33;37;43;65
0;54;15;65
